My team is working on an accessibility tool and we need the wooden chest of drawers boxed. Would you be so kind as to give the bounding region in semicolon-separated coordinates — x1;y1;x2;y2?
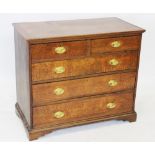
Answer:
13;17;145;140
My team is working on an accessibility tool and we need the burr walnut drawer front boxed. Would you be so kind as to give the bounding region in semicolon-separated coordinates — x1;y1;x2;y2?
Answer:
32;72;136;106
32;51;138;82
91;36;141;54
31;40;88;62
33;91;134;128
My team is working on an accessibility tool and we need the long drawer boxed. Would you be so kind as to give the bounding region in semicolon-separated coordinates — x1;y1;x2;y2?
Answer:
32;72;136;106
33;91;134;128
32;51;138;82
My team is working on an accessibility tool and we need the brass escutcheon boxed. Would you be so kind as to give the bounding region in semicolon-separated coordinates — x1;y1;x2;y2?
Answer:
106;102;116;109
108;80;118;87
55;46;66;54
109;59;119;66
54;66;65;74
54;88;64;96
54;111;65;118
111;41;121;48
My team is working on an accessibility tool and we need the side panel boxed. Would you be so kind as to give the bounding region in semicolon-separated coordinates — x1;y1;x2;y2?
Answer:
14;30;31;128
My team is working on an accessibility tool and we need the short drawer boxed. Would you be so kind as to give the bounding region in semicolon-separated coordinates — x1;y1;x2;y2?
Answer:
33;72;136;106
91;36;141;54
32;51;138;82
33;91;134;128
31;40;89;62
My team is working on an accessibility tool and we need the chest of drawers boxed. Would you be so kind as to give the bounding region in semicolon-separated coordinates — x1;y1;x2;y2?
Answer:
13;17;145;140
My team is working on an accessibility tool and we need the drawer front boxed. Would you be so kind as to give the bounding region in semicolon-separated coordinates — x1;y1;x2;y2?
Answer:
33;91;134;128
91;36;141;54
31;40;88;62
32;51;138;82
33;72;136;106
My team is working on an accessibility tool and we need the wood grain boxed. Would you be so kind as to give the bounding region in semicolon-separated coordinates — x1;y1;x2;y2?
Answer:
31;40;89;62
32;72;136;106
91;36;141;53
32;51;138;82
15;102;137;141
13;18;145;44
33;91;134;128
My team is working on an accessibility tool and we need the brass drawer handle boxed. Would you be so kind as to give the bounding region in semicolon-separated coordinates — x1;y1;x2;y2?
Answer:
54;66;65;74
109;59;119;66
111;41;121;48
106;102;116;109
108;80;118;87
55;46;66;54
54;88;64;96
54;111;65;118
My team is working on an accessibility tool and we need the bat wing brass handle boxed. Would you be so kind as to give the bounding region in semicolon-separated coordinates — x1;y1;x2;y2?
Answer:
109;59;119;66
106;102;116;109
54;111;65;118
54;88;64;96
55;46;66;54
108;80;118;87
111;41;121;48
54;66;65;74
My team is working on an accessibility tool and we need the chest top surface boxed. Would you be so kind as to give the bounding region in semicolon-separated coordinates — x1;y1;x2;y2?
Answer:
13;17;145;43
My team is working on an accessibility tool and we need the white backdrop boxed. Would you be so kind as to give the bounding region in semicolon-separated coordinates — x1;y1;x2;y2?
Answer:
0;14;154;141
